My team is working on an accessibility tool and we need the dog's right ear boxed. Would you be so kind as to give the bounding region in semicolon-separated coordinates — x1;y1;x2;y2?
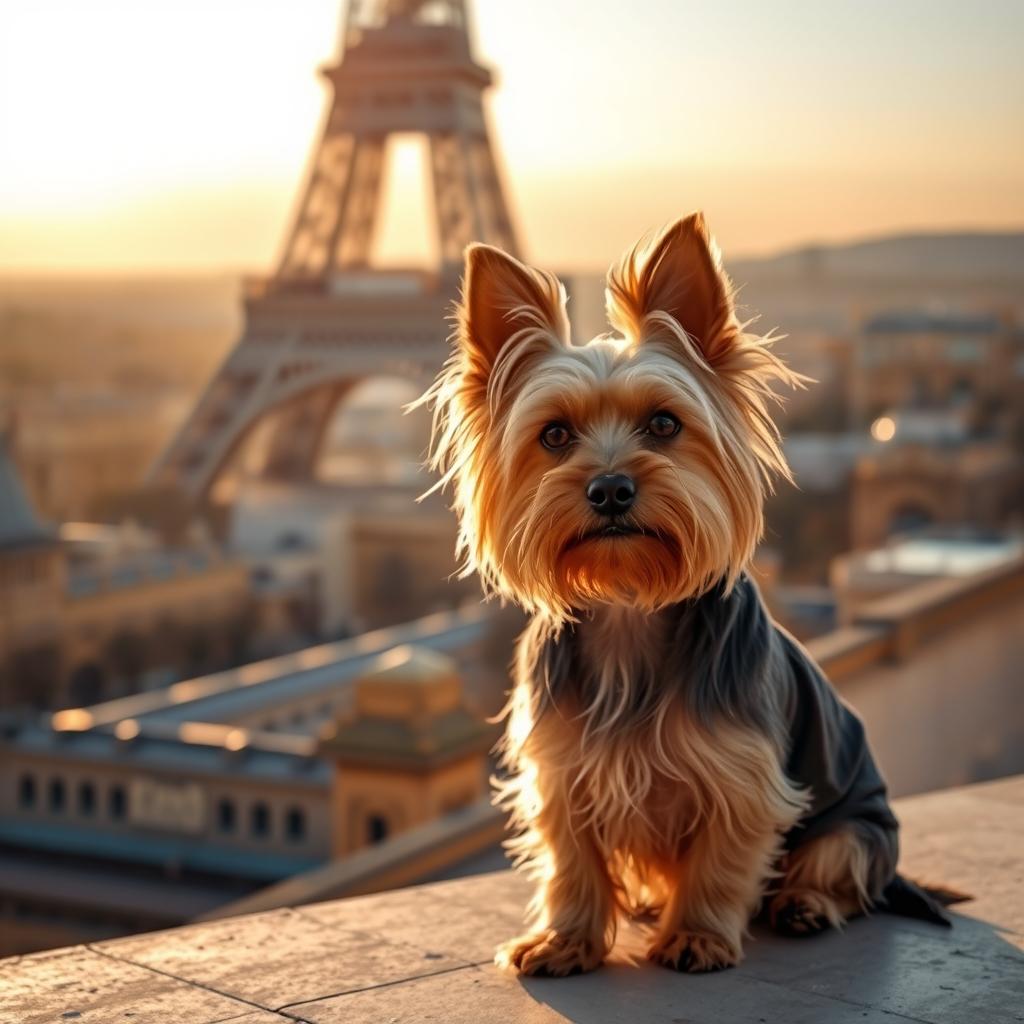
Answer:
605;213;739;369
458;244;569;376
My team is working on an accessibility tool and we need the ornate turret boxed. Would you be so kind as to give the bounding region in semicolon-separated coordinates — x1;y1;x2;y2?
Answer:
0;428;53;551
319;644;491;855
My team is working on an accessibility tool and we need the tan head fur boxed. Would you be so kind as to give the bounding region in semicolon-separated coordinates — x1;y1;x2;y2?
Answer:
423;212;802;621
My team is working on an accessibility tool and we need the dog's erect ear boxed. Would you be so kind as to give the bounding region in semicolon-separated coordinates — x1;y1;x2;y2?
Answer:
459;244;569;372
605;212;737;366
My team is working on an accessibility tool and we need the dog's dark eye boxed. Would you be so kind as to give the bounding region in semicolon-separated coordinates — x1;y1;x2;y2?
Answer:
647;411;681;438
540;422;572;450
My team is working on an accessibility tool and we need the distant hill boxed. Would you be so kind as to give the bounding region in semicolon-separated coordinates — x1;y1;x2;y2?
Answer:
729;231;1024;283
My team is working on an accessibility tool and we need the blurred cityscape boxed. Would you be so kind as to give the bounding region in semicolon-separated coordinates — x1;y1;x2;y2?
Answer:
1;0;1022;958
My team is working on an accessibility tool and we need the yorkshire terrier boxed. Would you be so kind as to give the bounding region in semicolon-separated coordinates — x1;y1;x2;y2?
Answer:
423;213;950;977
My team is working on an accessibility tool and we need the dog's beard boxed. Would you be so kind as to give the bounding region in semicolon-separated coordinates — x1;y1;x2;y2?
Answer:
558;529;684;610
484;461;749;616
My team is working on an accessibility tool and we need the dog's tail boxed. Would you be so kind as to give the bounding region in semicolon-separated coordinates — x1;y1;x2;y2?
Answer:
877;874;970;927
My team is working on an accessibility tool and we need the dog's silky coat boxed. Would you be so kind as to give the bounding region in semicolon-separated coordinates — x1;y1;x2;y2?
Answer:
423;213;945;976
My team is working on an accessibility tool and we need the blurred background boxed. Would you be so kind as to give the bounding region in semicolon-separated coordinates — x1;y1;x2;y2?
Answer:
0;0;1021;957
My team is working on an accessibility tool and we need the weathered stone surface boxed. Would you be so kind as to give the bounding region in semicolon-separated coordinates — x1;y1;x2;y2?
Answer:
743;915;1024;1024
0;945;263;1024
3;777;1023;1024
897;775;1024;941
95;905;467;1012
289;961;919;1024
299;869;534;964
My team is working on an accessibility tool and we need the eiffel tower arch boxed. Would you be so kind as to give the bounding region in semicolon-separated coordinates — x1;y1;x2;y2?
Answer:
149;0;521;500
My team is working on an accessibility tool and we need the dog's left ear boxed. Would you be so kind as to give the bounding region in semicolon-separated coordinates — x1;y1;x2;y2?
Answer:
605;212;737;366
459;244;569;372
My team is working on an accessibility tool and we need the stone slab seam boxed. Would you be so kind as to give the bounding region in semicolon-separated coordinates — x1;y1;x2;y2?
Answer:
85;943;315;1024
276;957;493;1016
208;1012;303;1024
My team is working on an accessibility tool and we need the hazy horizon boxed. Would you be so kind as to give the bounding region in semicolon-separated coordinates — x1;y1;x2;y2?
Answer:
2;0;1023;273
1;226;1022;281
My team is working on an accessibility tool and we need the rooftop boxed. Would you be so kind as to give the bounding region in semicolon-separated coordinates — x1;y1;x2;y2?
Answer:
5;775;1022;1024
861;532;1024;579
0;436;53;550
47;603;489;732
863;309;1004;334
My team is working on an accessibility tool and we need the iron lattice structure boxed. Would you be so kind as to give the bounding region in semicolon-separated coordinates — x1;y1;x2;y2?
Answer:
150;0;519;499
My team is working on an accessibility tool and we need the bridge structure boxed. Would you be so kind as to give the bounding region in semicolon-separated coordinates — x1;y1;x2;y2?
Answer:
149;0;520;500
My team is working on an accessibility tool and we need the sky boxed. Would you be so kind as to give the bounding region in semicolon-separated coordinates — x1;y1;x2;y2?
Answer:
1;0;1022;272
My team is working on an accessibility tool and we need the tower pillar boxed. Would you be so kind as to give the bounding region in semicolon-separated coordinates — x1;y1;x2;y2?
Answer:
148;0;521;500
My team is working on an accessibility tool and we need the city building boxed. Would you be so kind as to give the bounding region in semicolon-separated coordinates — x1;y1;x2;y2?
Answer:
8;392;190;525
767;309;1024;576
850;310;1022;429
230;478;470;637
320;645;491;855
830;527;1024;624
0;435;63;713
0;605;499;955
0;440;253;712
845;309;1024;547
850;425;1022;550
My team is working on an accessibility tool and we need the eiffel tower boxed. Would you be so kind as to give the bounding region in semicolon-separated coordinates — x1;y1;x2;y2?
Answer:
150;0;520;500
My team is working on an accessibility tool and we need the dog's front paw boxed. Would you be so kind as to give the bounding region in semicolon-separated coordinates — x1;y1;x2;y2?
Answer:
496;930;605;977
646;930;740;973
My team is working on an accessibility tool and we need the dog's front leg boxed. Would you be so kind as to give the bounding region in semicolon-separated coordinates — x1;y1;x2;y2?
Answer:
499;809;614;975
497;718;615;975
646;817;780;973
644;725;804;972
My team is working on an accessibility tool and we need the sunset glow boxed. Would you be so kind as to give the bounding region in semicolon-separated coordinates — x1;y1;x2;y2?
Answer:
1;0;1022;271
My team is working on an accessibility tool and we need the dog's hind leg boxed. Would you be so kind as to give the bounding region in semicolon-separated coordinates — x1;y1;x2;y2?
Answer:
771;825;874;936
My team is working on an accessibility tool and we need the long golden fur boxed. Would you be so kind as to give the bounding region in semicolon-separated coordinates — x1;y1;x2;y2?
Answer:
422;213;884;975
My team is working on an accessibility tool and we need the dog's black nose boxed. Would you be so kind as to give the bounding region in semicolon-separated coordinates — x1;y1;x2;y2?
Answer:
586;473;636;516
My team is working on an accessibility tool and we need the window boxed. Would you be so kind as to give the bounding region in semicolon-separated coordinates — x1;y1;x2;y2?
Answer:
68;663;105;706
17;774;35;809
109;785;126;821
250;802;271;839
78;782;96;816
276;531;306;551
367;815;389;844
890;505;934;536
949;337;981;364
950;378;974;405
285;807;306;843
217;799;236;833
48;778;65;813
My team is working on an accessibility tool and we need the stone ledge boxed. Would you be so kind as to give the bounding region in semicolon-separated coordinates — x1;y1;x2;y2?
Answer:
810;552;1024;679
201;796;507;920
2;776;1022;1024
